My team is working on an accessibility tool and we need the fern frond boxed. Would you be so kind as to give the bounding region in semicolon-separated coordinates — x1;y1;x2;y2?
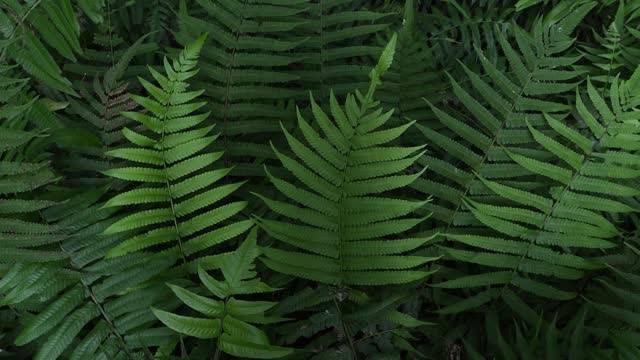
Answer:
580;1;640;86
377;0;443;127
153;229;293;359
5;188;181;359
175;0;310;177
297;0;393;98
0;0;80;95
584;260;640;356
102;34;251;275
420;0;511;72
413;20;588;233
257;36;436;287
437;72;639;313
57;35;159;189
0;97;65;266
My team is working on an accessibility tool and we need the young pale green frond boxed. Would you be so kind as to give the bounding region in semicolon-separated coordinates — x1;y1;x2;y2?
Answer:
153;230;293;359
102;34;250;270
257;38;437;287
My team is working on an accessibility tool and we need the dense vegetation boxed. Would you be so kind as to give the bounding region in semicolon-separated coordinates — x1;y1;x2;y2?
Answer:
1;0;639;358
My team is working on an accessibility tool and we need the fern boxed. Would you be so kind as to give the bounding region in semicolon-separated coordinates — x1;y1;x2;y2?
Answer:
8;188;181;359
2;1;640;358
297;0;393;98
174;0;310;177
148;0;176;44
0;0;80;95
0;67;174;359
413;3;593;232
59;36;150;187
77;0;106;24
102;33;253;272
584;257;640;358
461;253;640;359
580;1;640;87
436;69;640;313
269;285;430;358
0;57;63;360
419;0;512;73
63;35;157;85
256;35;437;286
248;36;440;359
153;229;293;359
0;68;63;267
407;0;604;330
377;0;443;127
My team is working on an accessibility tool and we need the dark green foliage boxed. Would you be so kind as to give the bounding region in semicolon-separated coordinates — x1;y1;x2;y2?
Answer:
0;0;81;95
1;1;639;359
174;0;310;178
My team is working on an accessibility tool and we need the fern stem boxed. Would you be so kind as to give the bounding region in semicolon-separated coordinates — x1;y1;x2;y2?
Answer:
82;280;141;359
329;80;380;360
159;69;190;264
214;299;228;360
602;32;620;97
106;0;115;67
332;296;358;359
219;0;248;168
161;138;188;264
100;85;124;173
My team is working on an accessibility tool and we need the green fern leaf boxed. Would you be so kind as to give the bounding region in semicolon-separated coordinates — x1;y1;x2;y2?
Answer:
102;34;251;269
153;229;292;358
257;37;437;287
